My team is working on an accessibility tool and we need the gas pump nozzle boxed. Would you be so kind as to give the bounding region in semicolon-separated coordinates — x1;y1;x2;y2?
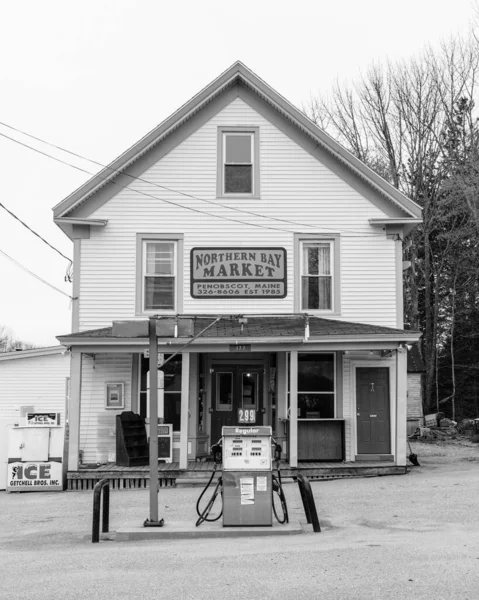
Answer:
272;440;282;463
210;440;223;465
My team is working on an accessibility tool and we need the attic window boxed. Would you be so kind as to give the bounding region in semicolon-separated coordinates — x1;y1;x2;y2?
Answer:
217;127;260;198
224;133;253;194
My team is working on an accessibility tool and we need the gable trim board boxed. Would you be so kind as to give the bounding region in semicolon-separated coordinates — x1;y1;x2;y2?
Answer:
53;84;241;227
53;62;421;238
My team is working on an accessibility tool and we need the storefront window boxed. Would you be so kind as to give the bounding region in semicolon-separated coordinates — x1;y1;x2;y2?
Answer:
140;354;182;431
298;353;335;419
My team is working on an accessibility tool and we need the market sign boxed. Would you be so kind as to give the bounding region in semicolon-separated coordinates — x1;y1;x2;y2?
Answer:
191;247;287;298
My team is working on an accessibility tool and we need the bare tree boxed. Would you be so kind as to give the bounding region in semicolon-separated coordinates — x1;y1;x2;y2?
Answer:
0;325;36;352
306;34;479;413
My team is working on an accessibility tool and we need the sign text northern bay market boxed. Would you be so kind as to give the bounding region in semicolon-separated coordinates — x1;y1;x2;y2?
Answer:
191;247;287;298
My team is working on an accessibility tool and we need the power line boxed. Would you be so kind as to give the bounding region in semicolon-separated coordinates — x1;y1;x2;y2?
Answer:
0;129;298;234
0;121;386;238
0;247;73;299
0;201;72;265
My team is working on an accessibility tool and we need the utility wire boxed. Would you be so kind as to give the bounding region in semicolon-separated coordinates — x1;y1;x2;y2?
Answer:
0;129;297;234
0;121;386;238
0;247;73;299
0;201;72;265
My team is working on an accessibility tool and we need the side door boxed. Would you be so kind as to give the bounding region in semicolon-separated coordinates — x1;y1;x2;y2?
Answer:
356;367;390;455
210;365;264;445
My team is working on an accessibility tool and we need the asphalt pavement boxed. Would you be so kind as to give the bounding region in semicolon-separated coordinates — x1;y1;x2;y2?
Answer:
1;446;478;600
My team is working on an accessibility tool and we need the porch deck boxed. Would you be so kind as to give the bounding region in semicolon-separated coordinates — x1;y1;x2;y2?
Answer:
67;460;406;490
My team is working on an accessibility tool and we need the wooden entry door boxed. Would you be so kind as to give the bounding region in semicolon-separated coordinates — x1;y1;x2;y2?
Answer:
356;367;390;454
210;365;264;445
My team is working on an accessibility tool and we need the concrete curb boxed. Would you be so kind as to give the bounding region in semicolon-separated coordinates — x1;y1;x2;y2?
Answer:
115;519;305;541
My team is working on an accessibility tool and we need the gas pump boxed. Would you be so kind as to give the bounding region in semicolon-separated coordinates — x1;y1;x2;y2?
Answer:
195;426;288;528
222;426;273;526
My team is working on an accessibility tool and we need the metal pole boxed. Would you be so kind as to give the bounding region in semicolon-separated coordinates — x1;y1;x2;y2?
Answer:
102;483;110;533
149;316;159;523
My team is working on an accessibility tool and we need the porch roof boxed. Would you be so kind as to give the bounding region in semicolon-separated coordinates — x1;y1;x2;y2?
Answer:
57;315;420;347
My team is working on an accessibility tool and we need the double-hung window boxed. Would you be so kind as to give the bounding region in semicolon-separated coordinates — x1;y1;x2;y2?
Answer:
143;241;176;311
224;133;253;194
301;241;333;310
217;127;260;197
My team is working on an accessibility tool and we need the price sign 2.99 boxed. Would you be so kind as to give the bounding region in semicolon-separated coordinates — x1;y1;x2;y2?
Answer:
238;408;256;423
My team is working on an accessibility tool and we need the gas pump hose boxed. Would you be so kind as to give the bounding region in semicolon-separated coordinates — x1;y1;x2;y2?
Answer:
195;466;223;527
272;472;289;524
271;439;289;524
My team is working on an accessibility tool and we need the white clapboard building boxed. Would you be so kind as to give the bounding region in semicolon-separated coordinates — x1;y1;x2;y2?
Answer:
52;62;422;487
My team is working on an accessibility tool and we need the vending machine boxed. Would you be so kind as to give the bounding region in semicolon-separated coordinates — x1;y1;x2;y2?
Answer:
221;425;273;527
6;412;65;492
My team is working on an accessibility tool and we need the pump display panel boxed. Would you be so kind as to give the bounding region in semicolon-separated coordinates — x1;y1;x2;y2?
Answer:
222;426;273;471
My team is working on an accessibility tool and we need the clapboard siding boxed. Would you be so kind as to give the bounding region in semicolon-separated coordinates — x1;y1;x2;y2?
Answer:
0;352;70;421
77;97;398;330
79;354;132;464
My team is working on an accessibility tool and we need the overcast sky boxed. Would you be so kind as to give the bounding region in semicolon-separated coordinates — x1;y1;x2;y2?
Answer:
0;0;475;347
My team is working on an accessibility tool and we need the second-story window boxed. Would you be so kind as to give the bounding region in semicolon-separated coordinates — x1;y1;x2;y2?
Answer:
143;241;176;311
224;132;254;194
217;127;259;198
301;241;333;310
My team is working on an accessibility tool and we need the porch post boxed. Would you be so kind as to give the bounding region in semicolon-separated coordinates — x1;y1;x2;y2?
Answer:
148;317;159;523
290;349;298;468
179;352;190;469
276;352;288;452
67;350;82;471
396;347;408;466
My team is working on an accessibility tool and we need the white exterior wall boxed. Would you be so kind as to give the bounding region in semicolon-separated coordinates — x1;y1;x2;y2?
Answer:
79;354;132;464
0;352;70;421
77;97;397;330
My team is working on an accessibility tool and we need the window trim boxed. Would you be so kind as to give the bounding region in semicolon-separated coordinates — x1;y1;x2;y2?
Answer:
217;126;260;199
294;234;341;314
135;233;184;315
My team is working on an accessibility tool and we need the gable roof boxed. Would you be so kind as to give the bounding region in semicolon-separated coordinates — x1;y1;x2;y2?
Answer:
53;61;422;233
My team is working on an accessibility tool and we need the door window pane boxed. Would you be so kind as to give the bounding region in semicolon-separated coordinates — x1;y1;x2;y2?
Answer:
216;372;233;411
241;372;258;409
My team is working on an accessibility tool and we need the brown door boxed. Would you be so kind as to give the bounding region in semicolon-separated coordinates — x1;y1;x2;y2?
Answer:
210;365;264;445
356;367;390;454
